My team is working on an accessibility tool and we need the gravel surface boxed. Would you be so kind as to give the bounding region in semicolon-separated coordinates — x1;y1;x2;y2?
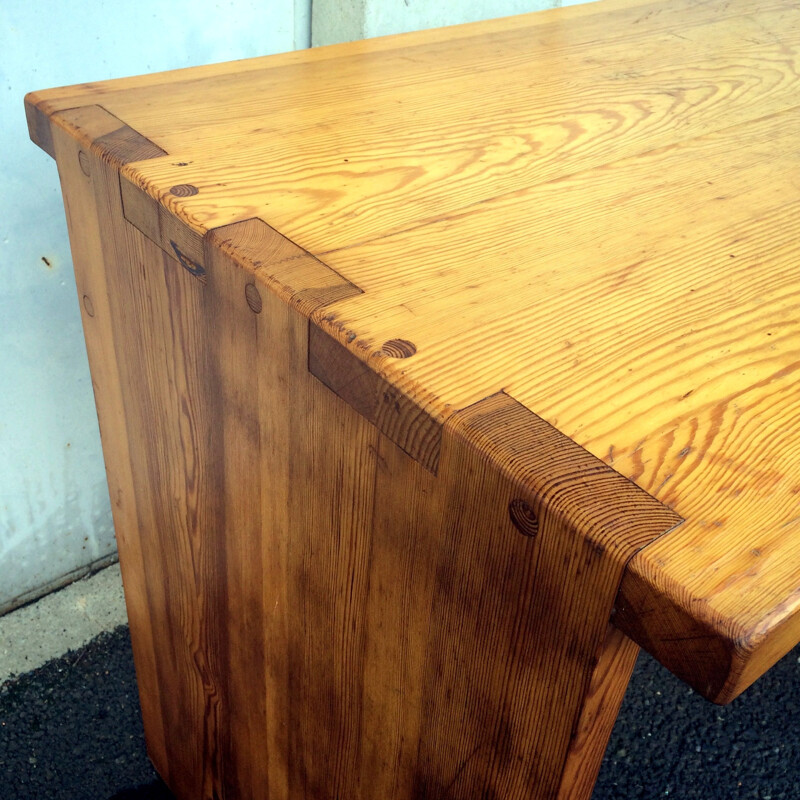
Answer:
1;626;798;799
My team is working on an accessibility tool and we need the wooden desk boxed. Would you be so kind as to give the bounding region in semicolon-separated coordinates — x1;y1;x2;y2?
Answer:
26;0;800;796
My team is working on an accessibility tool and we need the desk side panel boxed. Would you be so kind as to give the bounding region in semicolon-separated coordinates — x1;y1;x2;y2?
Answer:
60;190;674;799
48;105;678;799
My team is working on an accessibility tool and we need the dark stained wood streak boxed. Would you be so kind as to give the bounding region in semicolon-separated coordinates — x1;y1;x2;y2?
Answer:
309;324;442;473
198;225;376;799
170;240;207;283
140;244;231;797
408;392;683;797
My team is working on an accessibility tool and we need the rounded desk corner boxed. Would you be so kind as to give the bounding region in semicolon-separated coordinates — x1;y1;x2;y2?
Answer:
24;92;56;158
615;558;800;705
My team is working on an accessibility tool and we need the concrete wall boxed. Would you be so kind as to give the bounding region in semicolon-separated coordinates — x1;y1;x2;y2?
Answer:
312;0;591;45
1;0;310;614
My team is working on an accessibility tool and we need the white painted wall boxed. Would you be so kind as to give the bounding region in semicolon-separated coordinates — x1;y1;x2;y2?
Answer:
1;0;310;614
312;0;591;45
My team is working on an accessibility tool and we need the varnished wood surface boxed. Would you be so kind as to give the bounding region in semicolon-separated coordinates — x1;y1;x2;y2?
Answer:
557;624;640;799
48;109;171;780
25;0;799;724
42;101;681;797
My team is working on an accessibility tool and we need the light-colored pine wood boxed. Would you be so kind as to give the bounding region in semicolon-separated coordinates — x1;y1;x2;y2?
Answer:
48;110;169;781
27;0;800;795
27;0;800;257
76;137;219;800
46;106;679;796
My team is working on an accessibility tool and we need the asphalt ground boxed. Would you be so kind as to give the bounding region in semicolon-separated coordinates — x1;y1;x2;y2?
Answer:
1;626;798;799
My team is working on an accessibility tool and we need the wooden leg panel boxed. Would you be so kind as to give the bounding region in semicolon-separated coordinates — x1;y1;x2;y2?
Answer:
558;625;640;799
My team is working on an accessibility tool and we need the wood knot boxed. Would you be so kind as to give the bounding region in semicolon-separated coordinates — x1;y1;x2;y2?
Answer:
82;294;95;317
245;283;262;313
169;183;199;197
508;499;538;537
78;151;91;177
379;339;416;358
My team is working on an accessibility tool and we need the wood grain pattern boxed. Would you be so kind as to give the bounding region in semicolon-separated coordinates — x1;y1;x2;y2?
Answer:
51;136;679;795
25;97;54;158
27;3;800;798
410;393;680;798
120;175;206;281
48;115;173;783
557;624;640;799
51;105;166;166
309;323;442;472
208;218;362;315
312;103;800;697
92;168;224;800
26;0;800;253
46;148;681;793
